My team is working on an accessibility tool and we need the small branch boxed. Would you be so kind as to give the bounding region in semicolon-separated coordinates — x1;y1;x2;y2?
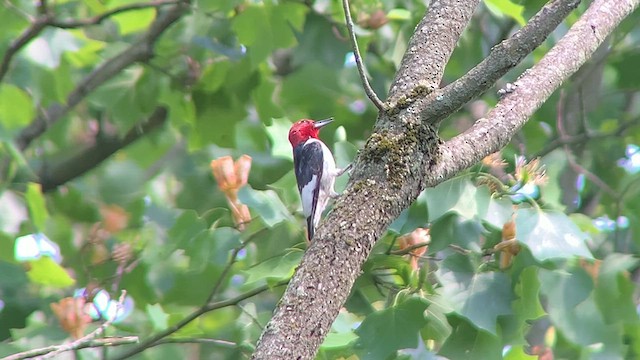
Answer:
206;227;268;304
534;116;640;157
1;337;139;360
49;0;181;28
4;291;131;360
112;279;288;360
0;16;50;83
14;1;188;151
341;0;385;112
386;0;481;108
427;0;639;187
38;106;168;192
421;0;581;124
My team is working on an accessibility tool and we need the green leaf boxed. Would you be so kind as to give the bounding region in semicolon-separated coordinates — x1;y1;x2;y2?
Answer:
512;267;544;322
266;117;294;160
430;215;484;253
483;0;525;26
25;183;48;230
146;303;169;331
27;257;75;287
425;178;491;221
515;208;593;261
354;297;429;360
538;267;622;347
292;13;351;68
423;295;453;343
611;50;640;89
244;250;303;284
232;3;307;67
387;9;412;21
321;331;358;349
0;84;34;139
436;255;514;334
109;0;155;35
594;254;639;324
439;316;502;360
238;187;293;227
24;28;80;68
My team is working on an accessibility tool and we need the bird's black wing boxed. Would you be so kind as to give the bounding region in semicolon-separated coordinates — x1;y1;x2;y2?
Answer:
293;141;324;240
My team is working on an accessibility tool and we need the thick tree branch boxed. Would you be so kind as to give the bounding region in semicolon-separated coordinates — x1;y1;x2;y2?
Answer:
386;0;481;109
0;1;181;83
422;0;581;124
341;0;386;111
427;0;639;187
14;1;188;151
38;107;168;192
252;1;480;359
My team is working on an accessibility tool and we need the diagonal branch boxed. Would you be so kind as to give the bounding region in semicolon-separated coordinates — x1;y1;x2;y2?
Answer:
386;0;481;108
422;0;582;124
112;279;289;360
14;1;188;151
427;0;640;187
341;0;386;112
38;106;168;192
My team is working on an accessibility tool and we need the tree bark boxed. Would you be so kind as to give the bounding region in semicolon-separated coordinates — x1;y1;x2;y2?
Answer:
251;0;639;358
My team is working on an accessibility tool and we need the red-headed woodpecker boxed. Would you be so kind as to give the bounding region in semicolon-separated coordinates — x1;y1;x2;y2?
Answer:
288;118;349;240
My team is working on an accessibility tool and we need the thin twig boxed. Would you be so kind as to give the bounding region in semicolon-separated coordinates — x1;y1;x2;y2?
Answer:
39;106;168;192
206;227;268;304
1;337;139;360
390;242;430;256
4;291;132;360
0;16;50;83
49;0;181;28
534;116;640;157
341;0;386;112
111;279;288;360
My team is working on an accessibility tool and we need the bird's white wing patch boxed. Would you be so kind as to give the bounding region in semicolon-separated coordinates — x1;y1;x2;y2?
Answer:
300;174;318;217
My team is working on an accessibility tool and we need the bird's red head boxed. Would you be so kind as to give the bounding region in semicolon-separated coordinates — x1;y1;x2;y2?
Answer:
288;118;333;148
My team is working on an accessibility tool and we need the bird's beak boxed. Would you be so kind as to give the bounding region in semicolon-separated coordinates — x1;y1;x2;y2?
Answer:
314;118;334;129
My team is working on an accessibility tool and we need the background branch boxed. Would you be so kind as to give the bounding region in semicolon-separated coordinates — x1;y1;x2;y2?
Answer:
38;106;168;192
426;0;639;187
4;291;131;360
0;15;50;83
14;1;188;151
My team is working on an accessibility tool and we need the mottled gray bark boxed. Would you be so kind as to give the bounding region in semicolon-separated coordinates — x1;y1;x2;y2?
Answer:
252;0;639;358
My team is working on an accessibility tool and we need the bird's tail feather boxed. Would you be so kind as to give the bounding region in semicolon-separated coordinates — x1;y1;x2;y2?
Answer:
306;217;314;240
